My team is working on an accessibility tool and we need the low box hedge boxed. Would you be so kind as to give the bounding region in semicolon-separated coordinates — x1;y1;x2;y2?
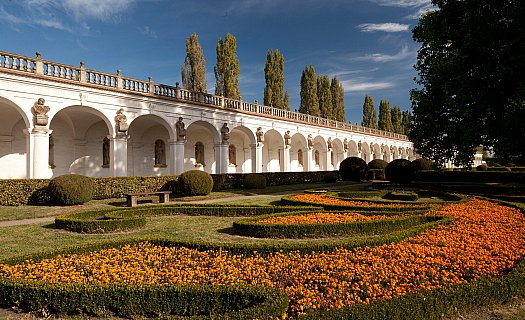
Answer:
54;204;322;233
0;279;288;319
232;212;449;238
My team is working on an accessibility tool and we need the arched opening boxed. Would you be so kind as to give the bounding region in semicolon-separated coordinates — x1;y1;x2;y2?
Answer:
262;129;284;172
185;121;220;173
290;133;307;172
228;125;255;173
0;97;30;179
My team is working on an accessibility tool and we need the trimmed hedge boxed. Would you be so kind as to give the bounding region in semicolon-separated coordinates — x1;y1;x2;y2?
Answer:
48;174;94;205
177;170;214;196
280;194;439;212
383;191;419;201
244;173;267;189
414;170;525;183
232;212;449;238
385;159;415;183
54;204;321;233
0;279;288;319
339;157;368;181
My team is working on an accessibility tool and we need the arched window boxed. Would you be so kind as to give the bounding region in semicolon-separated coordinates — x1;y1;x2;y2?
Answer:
297;149;303;167
314;150;320;166
228;145;237;166
154;139;166;167
331;150;334;166
102;137;109;168
195;141;204;165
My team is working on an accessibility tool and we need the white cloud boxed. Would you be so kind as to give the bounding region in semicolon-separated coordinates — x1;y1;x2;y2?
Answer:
341;79;396;92
370;0;430;7
61;0;135;21
138;26;158;39
357;23;409;33
355;45;415;63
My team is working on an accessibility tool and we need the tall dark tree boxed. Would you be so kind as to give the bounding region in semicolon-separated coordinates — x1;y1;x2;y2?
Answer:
181;33;207;93
264;49;288;110
299;65;319;117
391;106;403;133
283;90;290;110
411;0;525;166
361;95;377;128
331;76;346;122
214;33;240;99
317;75;332;119
378;99;393;132
401;110;412;135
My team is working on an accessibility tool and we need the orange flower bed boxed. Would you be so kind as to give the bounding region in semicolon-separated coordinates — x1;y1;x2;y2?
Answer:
1;199;524;316
257;212;394;225
291;193;427;208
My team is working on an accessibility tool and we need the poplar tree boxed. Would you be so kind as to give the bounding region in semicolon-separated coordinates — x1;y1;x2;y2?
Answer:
317;75;332;119
331;76;346;122
181;33;207;93
283;90;290;110
378;99;393;132
214;33;240;99
361;95;377;128
391;106;402;133
264;49;288;109
401;110;412;135
299;65;319;117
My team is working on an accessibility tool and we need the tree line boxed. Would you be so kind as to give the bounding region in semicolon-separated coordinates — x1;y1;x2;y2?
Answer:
361;94;411;135
180;32;405;135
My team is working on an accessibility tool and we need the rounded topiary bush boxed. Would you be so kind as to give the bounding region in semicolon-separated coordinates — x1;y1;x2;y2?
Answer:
412;158;435;172
367;159;388;170
177;170;214;196
476;164;488;171
48;174;94;205
339;157;368;181
385;159;415;183
244;173;267;189
324;171;338;183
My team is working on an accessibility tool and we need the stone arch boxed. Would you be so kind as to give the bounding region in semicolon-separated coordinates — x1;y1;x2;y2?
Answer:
347;140;358;157
228;125;256;173
263;129;284;172
127;114;172;176
290;133;308;172
390;145;399;160
382;144;392;162
371;143;382;160
0;96;30;178
184;120;220;173
361;142;371;162
49;105;112;177
332;138;345;170
312;136;328;171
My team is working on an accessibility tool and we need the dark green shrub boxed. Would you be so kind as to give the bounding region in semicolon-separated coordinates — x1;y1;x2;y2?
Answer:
339;157;367;181
385;159;415;183
244;173;267;189
48;174;93;205
412;158;436;172
383;191;419;201
324;172;338;183
368;159;388;170
476;164;488;171
177;170;213;196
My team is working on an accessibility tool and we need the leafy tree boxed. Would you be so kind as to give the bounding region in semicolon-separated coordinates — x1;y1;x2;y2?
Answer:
401;110;411;135
331;77;346;122
181;33;207;93
411;0;525;166
283;90;290;110
299;65;319;117
317;75;332;119
361;95;377;128
378;100;393;132
264;49;288;110
391;106;402;133
214;33;240;99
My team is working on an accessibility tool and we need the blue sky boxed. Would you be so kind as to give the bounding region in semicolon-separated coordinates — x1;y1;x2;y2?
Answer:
0;0;433;125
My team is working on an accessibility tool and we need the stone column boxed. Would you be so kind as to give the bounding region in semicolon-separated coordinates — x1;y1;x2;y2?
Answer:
251;143;263;173
326;150;333;171
111;135;128;176
283;146;291;172
216;143;229;174
306;148;313;172
25;129;52;179
171;140;185;174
